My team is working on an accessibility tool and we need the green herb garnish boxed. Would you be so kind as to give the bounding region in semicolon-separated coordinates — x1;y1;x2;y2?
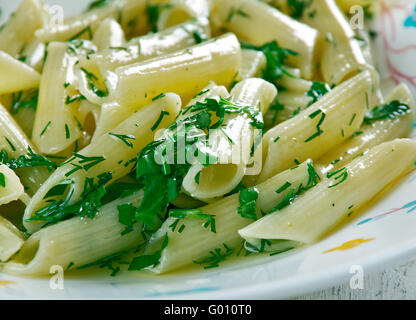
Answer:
193;243;234;269
237;187;259;220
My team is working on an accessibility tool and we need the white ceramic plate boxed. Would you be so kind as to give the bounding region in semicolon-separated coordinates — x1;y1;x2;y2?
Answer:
1;0;416;300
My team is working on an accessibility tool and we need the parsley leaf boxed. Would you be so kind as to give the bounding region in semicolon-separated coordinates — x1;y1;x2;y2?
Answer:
241;41;298;85
306;81;331;107
287;0;311;19
237;187;259;220
128;234;168;270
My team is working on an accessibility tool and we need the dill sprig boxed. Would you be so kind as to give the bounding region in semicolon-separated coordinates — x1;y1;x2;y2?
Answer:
168;208;216;233
27;172;113;225
0;147;58;172
364;100;410;124
193;243;234;269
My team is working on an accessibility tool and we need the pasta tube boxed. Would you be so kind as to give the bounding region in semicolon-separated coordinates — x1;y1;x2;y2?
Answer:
78;18;211;108
0;216;25;262
145;160;313;273
301;0;370;84
156;0;212;30
115;33;241;111
211;0;318;79
0;0;48;58
0;103;50;196
93;18;126;51
239;139;416;244
258;70;377;183
24;93;181;233
0;51;41;95
182;78;277;201
1;191;144;275
317;83;415;175
236;49;267;82
0;165;25;206
32;42;85;155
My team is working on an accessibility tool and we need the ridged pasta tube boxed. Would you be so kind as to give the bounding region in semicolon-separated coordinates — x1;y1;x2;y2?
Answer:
258;70;377;183
240;139;416;244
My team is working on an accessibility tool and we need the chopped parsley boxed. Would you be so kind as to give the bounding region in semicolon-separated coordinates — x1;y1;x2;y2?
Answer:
237;187;259;220
146;4;172;33
241;41;298;86
128;234;168;270
306;82;331;107
226;6;250;22
130;97;264;237
287;0;311;19
276;181;292;194
267;162;320;213
152;93;166;101
77;250;126;277
65;94;86;105
65;124;70;139
0;173;5;188
69;26;93;41
86;0;113;11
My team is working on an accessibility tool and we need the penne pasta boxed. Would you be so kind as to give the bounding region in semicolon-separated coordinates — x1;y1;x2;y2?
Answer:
0;103;50;196
1;191;144;275
32;42;86;155
24;93;181;233
0;51;41;95
317;83;415;175
236;49;267;82
239;139;416;244
0;216;25;262
301;0;370;84
93;18;126;51
211;0;319;79
114;33;241;111
258;70;377;183
182;78;277;201
156;0;212;31
0;0;414;283
145;160;314;273
0;0;48;58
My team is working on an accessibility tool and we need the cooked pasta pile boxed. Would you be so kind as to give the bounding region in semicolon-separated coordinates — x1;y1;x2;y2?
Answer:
0;0;415;276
